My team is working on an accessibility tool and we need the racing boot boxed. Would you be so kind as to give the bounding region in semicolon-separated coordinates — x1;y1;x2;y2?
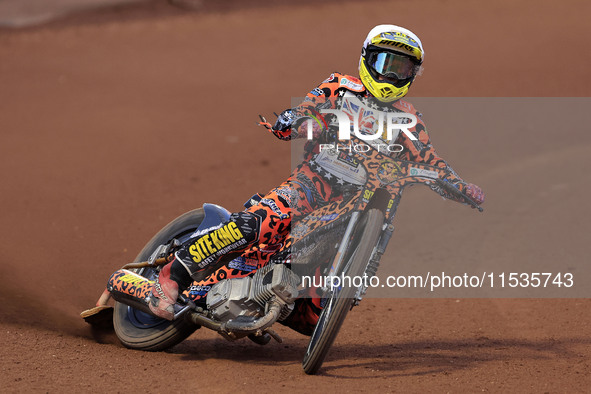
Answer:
148;258;188;320
149;210;282;320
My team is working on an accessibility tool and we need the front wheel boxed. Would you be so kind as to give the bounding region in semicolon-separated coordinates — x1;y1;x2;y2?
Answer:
113;209;204;351
302;208;384;374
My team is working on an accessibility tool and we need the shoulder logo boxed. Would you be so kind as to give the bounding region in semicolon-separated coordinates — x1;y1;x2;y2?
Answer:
394;100;413;112
322;73;337;83
339;77;364;92
310;87;324;97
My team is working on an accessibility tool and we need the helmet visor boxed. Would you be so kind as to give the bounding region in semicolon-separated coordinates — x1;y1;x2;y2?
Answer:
369;51;418;80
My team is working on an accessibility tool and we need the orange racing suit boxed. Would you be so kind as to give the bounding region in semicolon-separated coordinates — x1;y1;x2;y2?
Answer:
172;72;468;335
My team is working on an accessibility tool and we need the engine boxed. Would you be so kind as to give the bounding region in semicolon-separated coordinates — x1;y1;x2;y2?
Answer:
206;263;300;323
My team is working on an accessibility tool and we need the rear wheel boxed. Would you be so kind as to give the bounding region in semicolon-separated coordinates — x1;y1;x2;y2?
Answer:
113;209;204;351
302;208;384;374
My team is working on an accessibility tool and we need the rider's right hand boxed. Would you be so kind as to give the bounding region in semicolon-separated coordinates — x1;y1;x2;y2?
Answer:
465;183;485;205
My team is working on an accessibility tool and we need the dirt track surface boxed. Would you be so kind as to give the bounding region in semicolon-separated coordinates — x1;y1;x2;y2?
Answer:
1;0;590;392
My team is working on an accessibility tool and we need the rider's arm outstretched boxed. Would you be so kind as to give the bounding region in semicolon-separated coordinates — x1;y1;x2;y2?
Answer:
258;72;350;141
395;103;484;205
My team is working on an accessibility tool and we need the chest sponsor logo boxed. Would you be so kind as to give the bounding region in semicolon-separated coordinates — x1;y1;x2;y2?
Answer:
337;151;359;168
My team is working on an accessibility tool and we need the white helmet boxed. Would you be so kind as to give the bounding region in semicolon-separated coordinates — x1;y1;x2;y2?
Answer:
359;24;425;102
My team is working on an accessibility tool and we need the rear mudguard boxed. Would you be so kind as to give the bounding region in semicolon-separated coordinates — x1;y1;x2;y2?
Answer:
189;203;231;237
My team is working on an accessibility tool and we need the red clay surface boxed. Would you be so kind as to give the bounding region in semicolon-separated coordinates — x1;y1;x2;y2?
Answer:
1;0;590;392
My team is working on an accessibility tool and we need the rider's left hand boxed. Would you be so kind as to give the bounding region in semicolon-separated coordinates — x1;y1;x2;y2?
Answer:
465;183;485;205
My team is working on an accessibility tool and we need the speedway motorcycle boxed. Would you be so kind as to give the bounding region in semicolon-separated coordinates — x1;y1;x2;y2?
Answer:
81;131;482;375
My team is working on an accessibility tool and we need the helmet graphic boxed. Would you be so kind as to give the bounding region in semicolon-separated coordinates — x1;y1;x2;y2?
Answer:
359;24;424;102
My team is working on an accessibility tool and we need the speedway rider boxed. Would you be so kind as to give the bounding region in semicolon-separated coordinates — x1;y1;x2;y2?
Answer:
149;25;485;334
